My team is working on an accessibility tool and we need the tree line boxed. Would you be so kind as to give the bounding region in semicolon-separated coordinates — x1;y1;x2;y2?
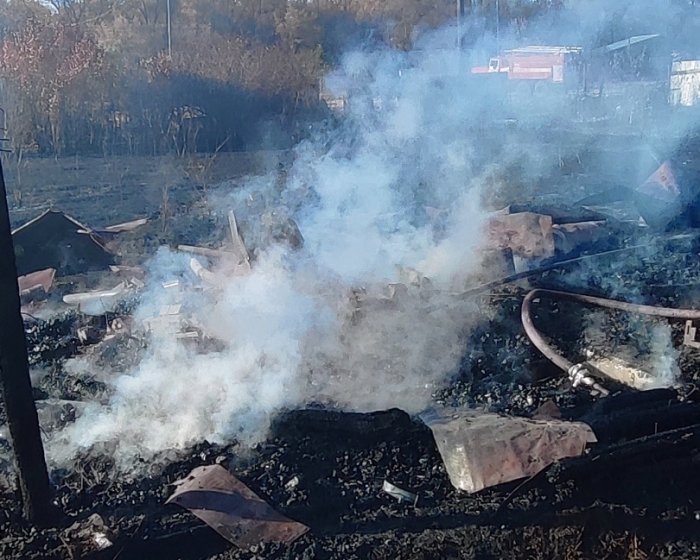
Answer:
4;0;680;157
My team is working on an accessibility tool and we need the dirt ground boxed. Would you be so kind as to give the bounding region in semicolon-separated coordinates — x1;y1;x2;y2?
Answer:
2;129;700;559
3;151;292;229
3;264;700;560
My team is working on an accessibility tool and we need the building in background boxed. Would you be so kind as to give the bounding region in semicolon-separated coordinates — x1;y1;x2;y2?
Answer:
670;60;700;107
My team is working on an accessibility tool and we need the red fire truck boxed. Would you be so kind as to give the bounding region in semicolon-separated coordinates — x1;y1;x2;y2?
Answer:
471;46;584;84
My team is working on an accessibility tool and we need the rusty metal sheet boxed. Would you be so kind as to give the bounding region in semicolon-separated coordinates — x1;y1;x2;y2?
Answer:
421;409;596;493
634;161;683;229
487;212;555;259
551;221;608;254
17;268;55;296
166;465;309;548
637;161;680;202
531;400;562;421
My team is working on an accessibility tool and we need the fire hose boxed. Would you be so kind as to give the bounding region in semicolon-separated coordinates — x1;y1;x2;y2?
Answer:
521;288;700;395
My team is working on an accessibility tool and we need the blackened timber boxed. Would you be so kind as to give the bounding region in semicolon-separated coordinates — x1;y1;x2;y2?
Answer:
0;155;54;524
553;423;700;482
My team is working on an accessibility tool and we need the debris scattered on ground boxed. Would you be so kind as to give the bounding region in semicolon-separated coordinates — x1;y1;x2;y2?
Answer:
4;118;700;560
166;465;309;548
11;210;114;276
421;409;597;493
382;480;419;505
60;513;114;556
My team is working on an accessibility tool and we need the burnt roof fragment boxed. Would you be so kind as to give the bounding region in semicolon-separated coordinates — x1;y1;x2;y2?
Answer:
11;210;114;276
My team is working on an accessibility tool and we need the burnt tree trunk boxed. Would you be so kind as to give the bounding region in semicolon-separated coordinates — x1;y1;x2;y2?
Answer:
0;155;54;524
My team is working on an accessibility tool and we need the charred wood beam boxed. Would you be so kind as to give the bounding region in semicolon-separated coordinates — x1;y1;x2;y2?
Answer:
84;525;229;560
177;244;236;259
561;389;700;443
0;156;54;524
496;423;700;521
553;423;700;482
578;401;700;444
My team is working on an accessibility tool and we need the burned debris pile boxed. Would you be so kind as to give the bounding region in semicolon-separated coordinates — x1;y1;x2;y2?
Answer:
2;170;700;560
3;93;700;560
2;1;700;554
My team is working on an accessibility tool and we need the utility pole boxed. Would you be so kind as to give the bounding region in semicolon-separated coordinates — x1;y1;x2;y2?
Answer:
0;152;54;525
495;0;500;54
457;0;465;50
166;0;172;57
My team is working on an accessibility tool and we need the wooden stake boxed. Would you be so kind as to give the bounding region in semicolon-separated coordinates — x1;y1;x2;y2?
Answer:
0;155;54;524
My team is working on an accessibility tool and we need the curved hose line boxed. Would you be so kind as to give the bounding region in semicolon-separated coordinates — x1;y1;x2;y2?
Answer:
527;288;700;320
521;288;700;374
521;290;574;372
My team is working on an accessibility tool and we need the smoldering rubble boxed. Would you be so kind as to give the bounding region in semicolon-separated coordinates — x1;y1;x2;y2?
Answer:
2;3;700;559
43;45;501;466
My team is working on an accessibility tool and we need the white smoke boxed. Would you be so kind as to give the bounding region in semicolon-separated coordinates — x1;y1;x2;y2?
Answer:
583;311;681;389
647;322;682;388
48;40;495;469
46;3;700;469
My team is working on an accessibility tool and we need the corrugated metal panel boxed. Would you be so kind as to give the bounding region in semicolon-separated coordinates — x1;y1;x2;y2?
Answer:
598;34;660;53
506;46;582;55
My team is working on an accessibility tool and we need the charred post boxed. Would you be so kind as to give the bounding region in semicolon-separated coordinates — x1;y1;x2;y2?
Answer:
0;155;54;525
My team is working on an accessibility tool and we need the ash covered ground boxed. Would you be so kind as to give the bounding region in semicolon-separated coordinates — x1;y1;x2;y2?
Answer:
1;248;700;559
3;186;700;559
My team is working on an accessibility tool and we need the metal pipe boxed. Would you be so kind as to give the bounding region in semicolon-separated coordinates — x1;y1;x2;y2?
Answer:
521;290;573;372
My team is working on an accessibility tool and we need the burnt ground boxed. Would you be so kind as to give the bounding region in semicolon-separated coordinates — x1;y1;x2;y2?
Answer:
4;152;292;229
2;239;700;559
2;141;700;559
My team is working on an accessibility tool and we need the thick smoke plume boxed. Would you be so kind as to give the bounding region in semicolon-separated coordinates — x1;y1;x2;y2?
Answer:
47;1;700;469
50;39;494;468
